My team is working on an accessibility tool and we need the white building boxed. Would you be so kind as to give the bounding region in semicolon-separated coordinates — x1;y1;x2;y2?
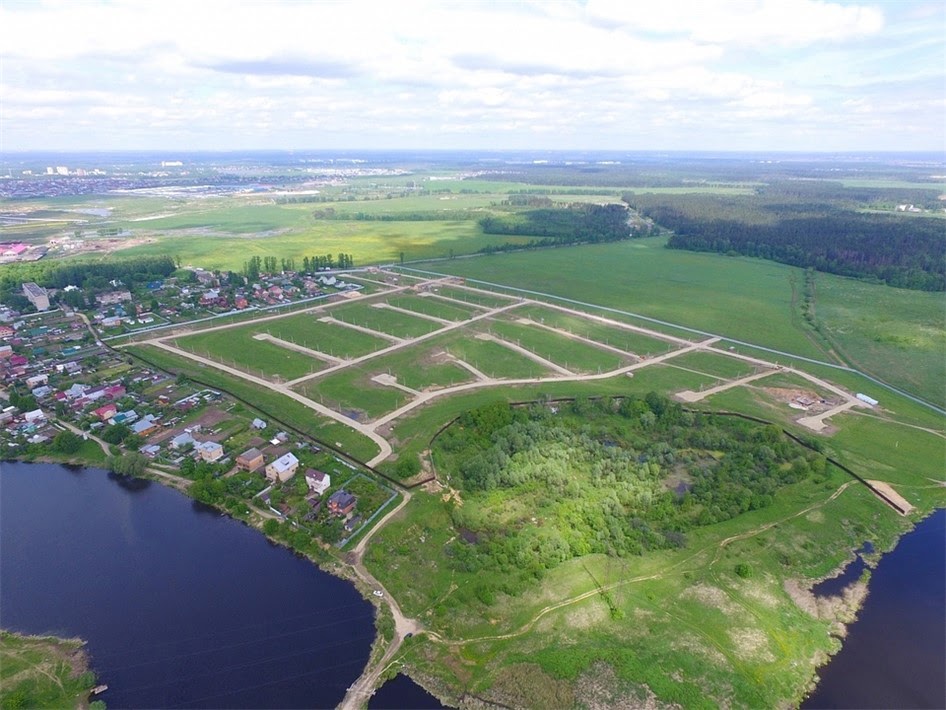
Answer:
265;452;299;483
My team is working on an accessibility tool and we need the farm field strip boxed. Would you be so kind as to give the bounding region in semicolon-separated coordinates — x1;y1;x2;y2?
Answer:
676;369;778;402
433;285;519;308
174;329;321;381
263;313;392;358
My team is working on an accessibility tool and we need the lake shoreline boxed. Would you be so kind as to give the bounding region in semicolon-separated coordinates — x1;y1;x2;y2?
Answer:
3;453;940;709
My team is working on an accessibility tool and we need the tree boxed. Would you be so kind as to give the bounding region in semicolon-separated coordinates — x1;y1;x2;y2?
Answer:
52;430;83;454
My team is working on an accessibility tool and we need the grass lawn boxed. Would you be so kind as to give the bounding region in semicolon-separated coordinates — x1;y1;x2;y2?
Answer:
174;329;320;381
330;302;444;339
485;319;630;373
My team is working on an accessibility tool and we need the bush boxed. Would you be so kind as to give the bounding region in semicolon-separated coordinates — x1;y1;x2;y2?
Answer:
735;562;752;578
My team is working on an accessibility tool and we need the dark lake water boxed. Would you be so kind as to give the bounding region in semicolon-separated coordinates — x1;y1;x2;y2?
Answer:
0;462;379;708
804;508;946;709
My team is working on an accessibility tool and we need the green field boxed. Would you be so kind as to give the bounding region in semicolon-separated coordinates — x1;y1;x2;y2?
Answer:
812;274;945;409
329;301;445;338
362;344;476;392
297;368;406;421
486;319;630;373
261;312;390;358
666;350;759;380
435;285;518;308
440;335;555;380
514;304;678;356
386;294;480;322
117;217;534;271
174;328;320;381
422;238;945;408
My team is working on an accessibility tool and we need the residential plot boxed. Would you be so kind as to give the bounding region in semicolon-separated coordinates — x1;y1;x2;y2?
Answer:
261;312;390;359
513;305;678;356
485;319;630;374
363;345;476;391
385;293;480;322
439;335;554;380
434;285;517;309
174;328;321;381
665;350;758;379
295;368;407;421
330;301;444;339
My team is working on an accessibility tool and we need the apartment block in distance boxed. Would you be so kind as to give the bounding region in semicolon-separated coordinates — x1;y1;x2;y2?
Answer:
22;283;50;311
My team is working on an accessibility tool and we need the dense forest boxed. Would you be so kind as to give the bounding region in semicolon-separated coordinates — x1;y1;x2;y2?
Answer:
433;396;825;589
624;191;946;291
478;203;633;244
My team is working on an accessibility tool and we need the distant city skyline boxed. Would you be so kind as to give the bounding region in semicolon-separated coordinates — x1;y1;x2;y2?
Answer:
1;0;943;153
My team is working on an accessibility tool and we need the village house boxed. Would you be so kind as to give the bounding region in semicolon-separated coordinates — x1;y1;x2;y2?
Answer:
265;452;299;483
236;447;264;472
94;403;119;421
0;325;14;339
327;489;357;517
169;432;196;450
0;345;12;359
197;440;224;463
304;469;331;496
131;414;159;437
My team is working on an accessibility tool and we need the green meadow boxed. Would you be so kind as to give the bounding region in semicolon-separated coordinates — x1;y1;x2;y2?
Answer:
424;237;945;408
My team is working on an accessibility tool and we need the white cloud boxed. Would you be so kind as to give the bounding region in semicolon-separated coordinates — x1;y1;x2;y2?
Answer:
0;0;941;151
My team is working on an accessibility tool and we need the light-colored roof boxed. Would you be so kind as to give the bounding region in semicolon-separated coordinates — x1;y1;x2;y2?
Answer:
269;452;299;472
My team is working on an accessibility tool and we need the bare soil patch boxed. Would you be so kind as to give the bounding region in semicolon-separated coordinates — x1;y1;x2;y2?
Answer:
867;480;915;515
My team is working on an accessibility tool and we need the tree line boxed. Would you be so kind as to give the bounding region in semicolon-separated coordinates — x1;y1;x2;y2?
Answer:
241;253;354;280
478;203;632;244
625;192;945;291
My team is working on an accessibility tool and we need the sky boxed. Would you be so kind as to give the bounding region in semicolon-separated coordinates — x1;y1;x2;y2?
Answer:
0;0;943;152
